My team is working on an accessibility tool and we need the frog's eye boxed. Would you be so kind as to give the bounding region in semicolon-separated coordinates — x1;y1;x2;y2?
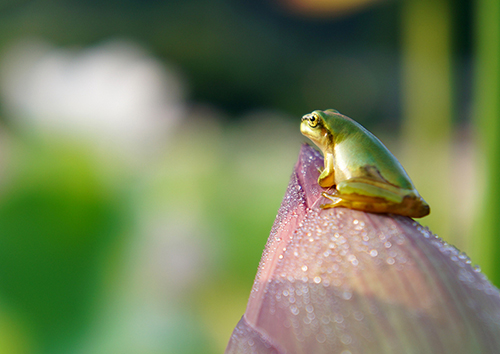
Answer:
308;113;320;128
301;112;321;128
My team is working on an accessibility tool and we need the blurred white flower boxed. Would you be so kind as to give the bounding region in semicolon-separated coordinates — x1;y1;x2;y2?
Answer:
0;39;186;161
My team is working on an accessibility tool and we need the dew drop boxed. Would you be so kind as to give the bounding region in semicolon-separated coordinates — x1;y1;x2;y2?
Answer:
370;249;378;257
302;265;308;272
316;333;326;343
386;257;395;265
341;334;352;345
354;311;364;321
314;276;322;284
342;291;352;300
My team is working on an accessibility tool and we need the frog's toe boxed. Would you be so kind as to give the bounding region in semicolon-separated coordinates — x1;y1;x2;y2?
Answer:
321;191;338;200
320;192;343;209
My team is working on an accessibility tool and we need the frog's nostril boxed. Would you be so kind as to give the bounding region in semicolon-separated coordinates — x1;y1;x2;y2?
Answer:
301;114;310;121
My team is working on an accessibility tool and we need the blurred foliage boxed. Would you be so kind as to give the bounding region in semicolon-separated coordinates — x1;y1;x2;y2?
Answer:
401;0;454;246
0;0;494;353
472;0;500;285
0;137;129;353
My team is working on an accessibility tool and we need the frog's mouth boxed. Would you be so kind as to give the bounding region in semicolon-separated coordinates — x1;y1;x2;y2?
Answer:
301;114;312;122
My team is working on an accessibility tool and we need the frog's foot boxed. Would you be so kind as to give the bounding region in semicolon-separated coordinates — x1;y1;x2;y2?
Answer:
320;190;387;210
320;191;343;209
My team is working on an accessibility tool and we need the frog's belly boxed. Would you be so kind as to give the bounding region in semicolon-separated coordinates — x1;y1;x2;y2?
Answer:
333;164;383;184
332;148;375;182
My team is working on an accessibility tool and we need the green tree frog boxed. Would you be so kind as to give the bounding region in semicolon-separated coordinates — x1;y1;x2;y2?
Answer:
300;109;430;218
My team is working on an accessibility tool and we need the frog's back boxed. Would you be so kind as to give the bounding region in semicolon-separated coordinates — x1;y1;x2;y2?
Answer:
323;111;415;190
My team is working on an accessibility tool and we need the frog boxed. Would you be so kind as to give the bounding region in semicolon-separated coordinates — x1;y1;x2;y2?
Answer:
300;109;430;218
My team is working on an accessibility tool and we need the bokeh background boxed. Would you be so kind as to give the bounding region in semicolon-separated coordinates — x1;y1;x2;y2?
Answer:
0;0;498;353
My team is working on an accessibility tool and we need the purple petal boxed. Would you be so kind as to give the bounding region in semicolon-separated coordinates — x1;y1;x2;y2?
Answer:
226;144;500;354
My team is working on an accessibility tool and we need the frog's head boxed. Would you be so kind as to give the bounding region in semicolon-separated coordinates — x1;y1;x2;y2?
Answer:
300;110;332;151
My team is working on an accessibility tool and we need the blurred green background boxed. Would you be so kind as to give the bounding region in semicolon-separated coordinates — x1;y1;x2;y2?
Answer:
0;0;498;353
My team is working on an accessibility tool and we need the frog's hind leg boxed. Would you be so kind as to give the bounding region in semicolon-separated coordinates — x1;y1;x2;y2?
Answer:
320;178;416;215
336;179;406;204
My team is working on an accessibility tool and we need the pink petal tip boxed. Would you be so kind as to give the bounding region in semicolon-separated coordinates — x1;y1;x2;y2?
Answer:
226;144;500;354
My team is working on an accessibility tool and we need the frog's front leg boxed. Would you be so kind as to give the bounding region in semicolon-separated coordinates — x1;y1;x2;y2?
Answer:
317;152;336;188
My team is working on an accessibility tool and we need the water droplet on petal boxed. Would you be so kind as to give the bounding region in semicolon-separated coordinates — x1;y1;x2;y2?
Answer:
316;333;326;343
341;334;352;345
354;311;364;321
